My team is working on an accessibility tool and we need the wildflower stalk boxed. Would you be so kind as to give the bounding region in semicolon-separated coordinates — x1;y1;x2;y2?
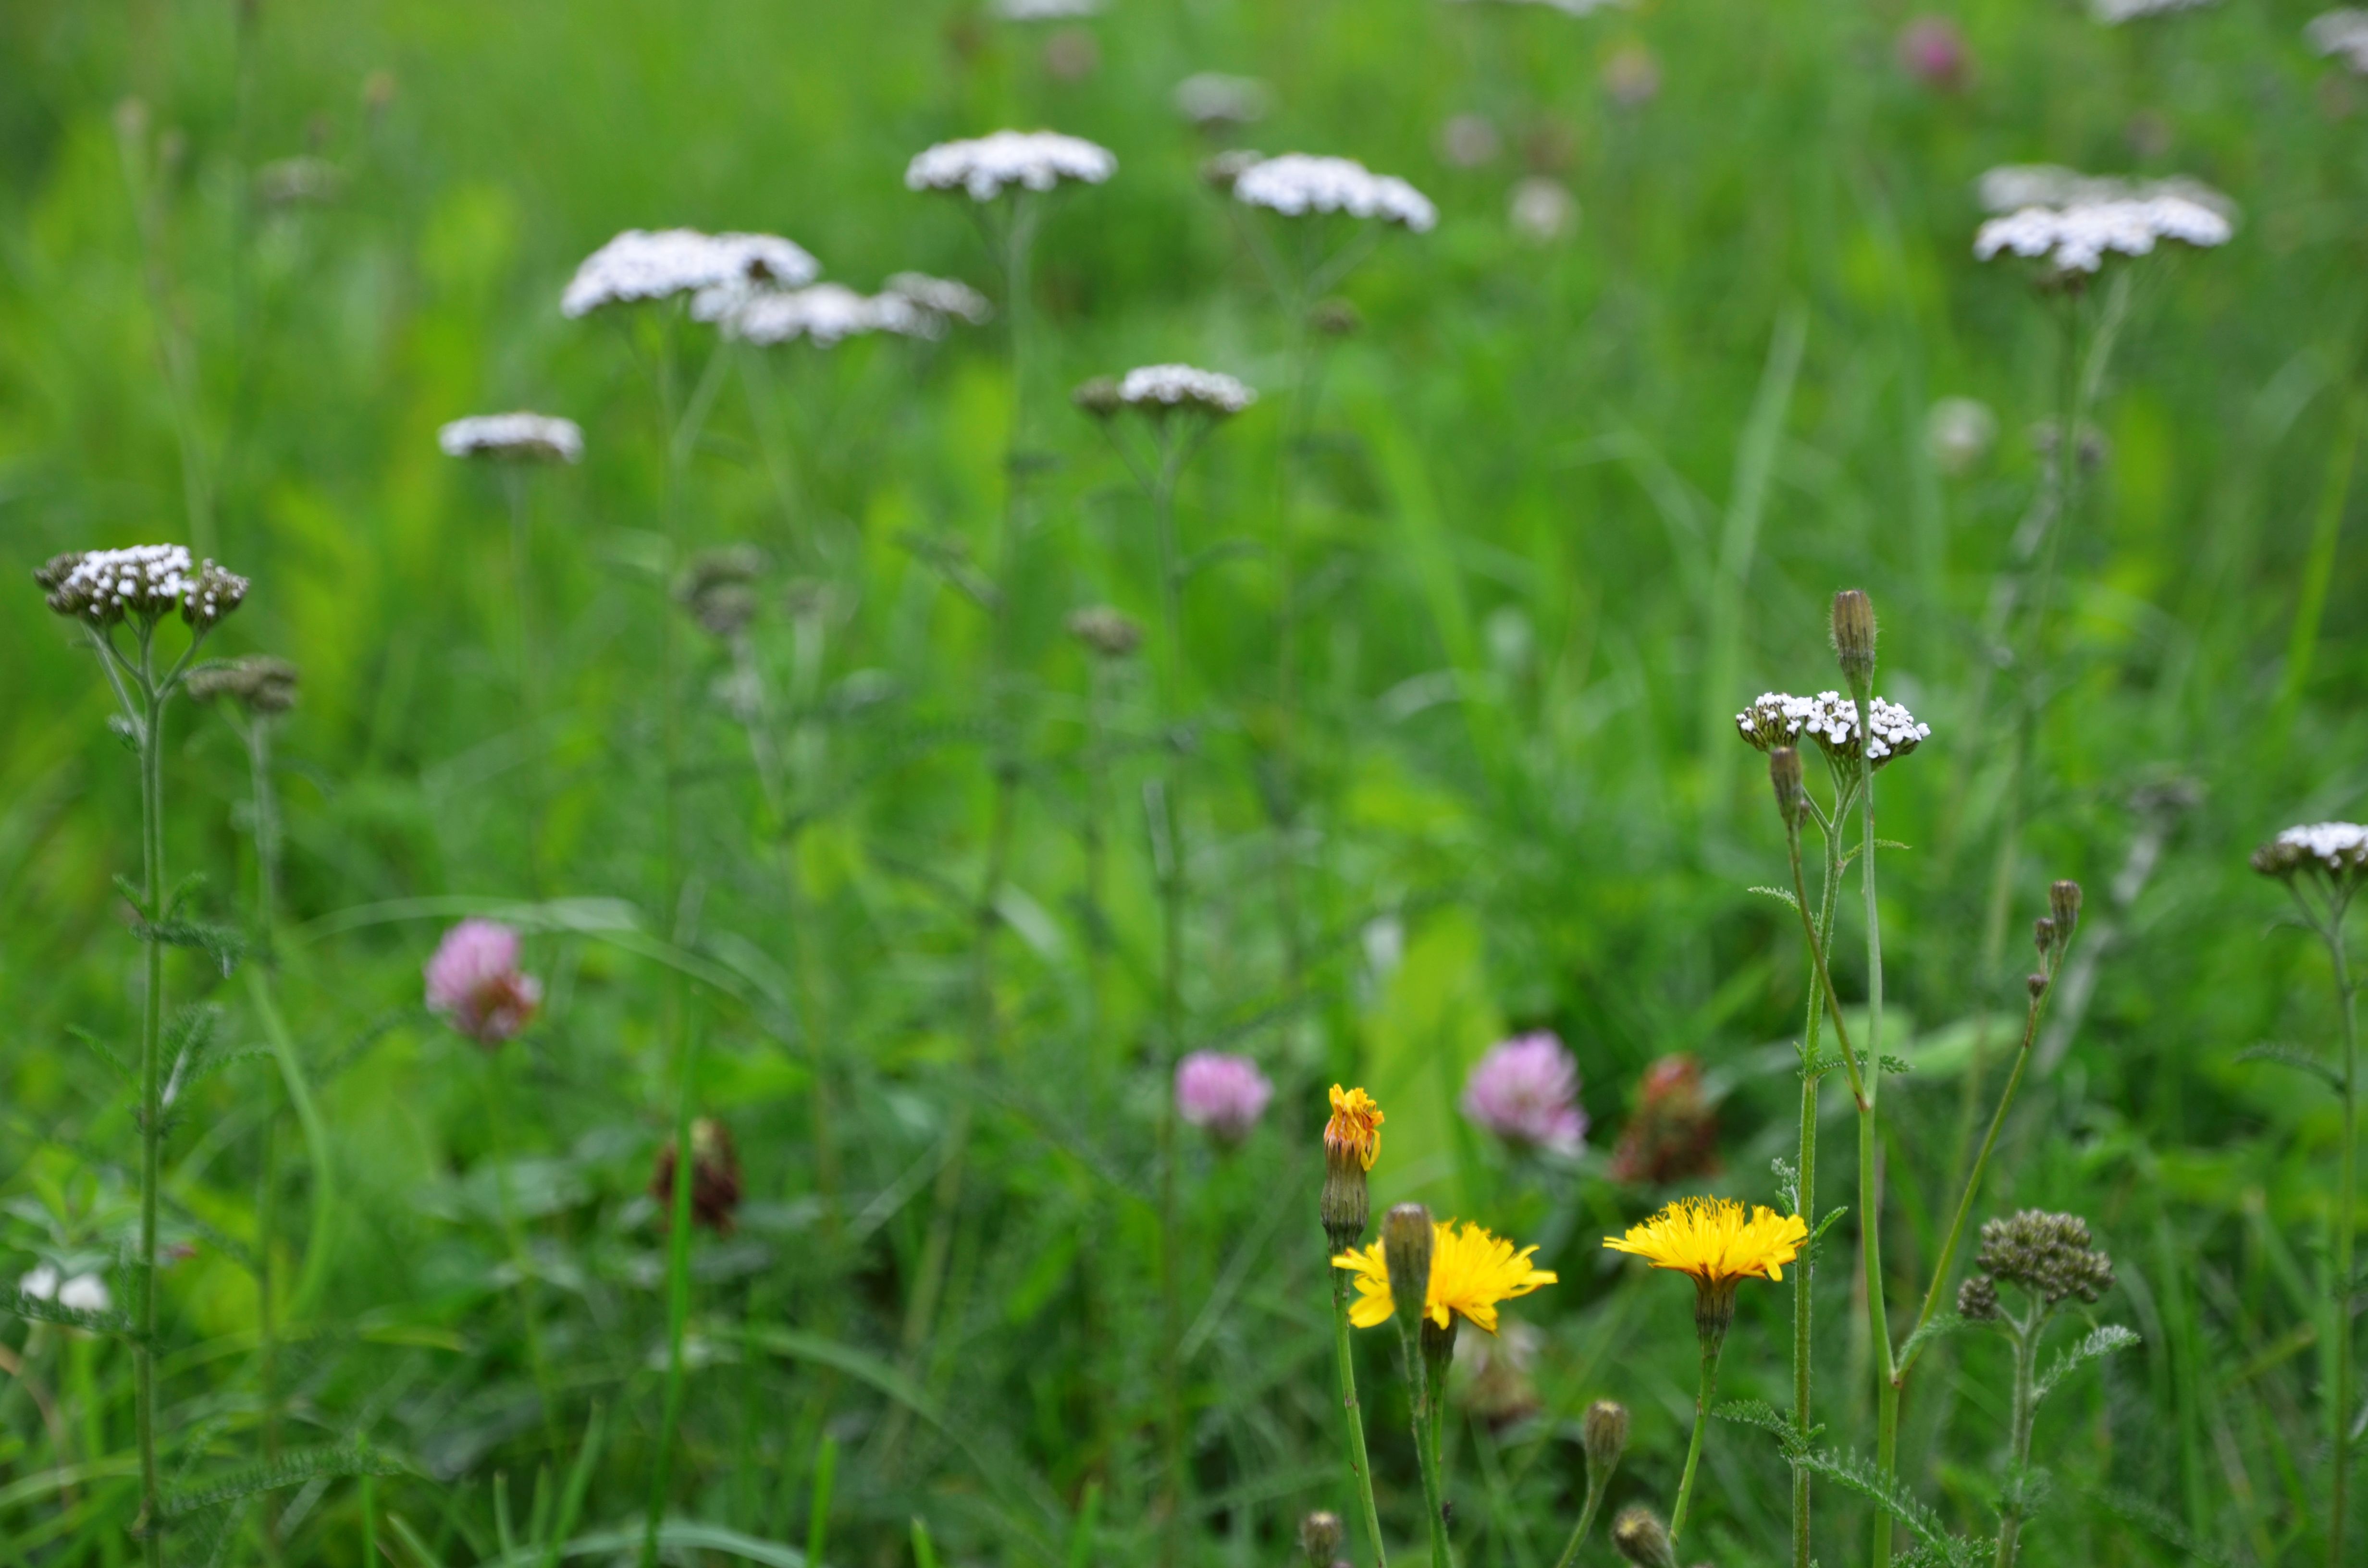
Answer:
1551;1403;1626;1568
1149;427;1192;1557
481;1052;562;1455
134;642;169;1568
1328;1272;1389;1568
1668;1325;1727;1543
2299;880;2362;1568
1551;1474;1608;1568
1399;1324;1452;1568
1991;1299;2045;1568
504;466;543;891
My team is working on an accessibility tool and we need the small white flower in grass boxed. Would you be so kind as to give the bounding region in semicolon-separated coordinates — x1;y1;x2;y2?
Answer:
1509;177;1577;243
1117;364;1257;417
2092;0;2217;21
883;272;995;324
1233;153;1438;233
1973;168;2232;276
561;229;820;318
694;282;939;347
904;130;1117;202
1174;73;1270;128
438;412;585;465
36;544;248;629
2253;822;2368;883
2308;10;2368;71
1445;0;1629;13
992;0;1102;17
1736;690;1930;768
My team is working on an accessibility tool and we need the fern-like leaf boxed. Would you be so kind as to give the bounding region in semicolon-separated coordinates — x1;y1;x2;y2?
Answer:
1898;1311;1971;1368
1748;884;1802;911
162;1443;405;1519
2;1289;136;1337
2034;1323;2139;1401
1794;1447;1977;1565
2236;1042;2341;1093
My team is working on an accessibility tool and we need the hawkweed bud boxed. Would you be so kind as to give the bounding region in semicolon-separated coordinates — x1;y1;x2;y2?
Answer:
2033;917;2055;959
2026;971;2049;999
1381;1202;1435;1338
1609;1507;1677;1568
1581;1399;1630;1478
1321;1085;1384;1252
1298;1512;1344;1568
2049;879;2082;937
1830;588;1877;690
1072;376;1122;419
1767;746;1806;830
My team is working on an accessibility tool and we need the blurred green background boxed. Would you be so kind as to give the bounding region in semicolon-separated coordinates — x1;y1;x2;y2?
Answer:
1;0;2364;1563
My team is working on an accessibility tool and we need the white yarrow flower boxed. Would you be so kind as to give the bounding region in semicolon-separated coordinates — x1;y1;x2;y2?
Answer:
992;0;1103;16
561;229;821;318
37;543;249;628
883;272;996;324
2307;10;2368;70
1117;364;1257;416
2254;821;2368;881
1972;168;2232;275
438;412;585;465
1233;153;1438;232
693;282;940;347
1736;690;1931;767
2091;0;2217;21
904;130;1117;202
1445;0;1630;13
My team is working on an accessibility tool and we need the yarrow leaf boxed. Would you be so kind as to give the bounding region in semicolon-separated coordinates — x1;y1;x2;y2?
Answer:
1898;1311;1971;1369
1880;1054;1915;1076
2034;1323;2139;1401
1714;1397;1815;1459
2236;1042;2342;1094
162;1443;406;1519
1;1289;136;1337
1748;884;1802;911
1794;1446;1979;1565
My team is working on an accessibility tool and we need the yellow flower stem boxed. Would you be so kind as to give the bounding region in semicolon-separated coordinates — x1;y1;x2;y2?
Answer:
1400;1323;1453;1568
1330;1272;1390;1568
1669;1324;1727;1543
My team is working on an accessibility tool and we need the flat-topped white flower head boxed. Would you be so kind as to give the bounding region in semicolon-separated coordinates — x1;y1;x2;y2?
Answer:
2253;822;2368;883
992;0;1103;16
905;131;1117;202
1446;0;1630;13
2307;10;2368;70
2092;0;2217;21
1233;153;1438;232
438;412;585;465
1973;169;2232;275
883;272;995;324
37;544;248;629
1117;364;1257;417
561;229;820;318
1735;690;1930;768
693;282;940;347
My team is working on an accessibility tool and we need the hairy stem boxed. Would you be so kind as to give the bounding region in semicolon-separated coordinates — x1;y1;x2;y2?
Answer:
134;652;165;1568
2329;894;2359;1568
1151;434;1191;1560
1330;1274;1389;1568
1783;813;1842;1568
1670;1327;1726;1543
1849;728;1898;1568
1994;1312;2042;1568
1402;1327;1452;1568
1549;1471;1608;1568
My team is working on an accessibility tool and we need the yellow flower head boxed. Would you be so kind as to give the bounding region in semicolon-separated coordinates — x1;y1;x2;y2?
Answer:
1333;1218;1557;1334
1603;1196;1807;1287
1325;1084;1385;1172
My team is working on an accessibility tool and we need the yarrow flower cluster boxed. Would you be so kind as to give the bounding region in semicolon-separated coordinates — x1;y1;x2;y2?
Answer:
560;229;820;318
2090;0;2217;21
1734;690;1931;767
1174;1051;1275;1142
1958;1209;2115;1316
1444;0;1629;13
1973;166;2233;275
2308;10;2368;71
1335;1218;1557;1334
36;545;248;629
882;272;994;324
990;0;1102;17
2251;821;2368;884
186;654;300;715
437;412;585;464
1232;153;1439;233
424;919;543;1047
1116;364;1257;417
1460;1031;1587;1154
904;130;1117;202
694;282;938;347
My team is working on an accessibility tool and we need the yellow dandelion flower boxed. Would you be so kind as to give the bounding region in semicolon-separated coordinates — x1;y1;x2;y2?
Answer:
1603;1196;1807;1286
1333;1218;1557;1335
1325;1084;1384;1171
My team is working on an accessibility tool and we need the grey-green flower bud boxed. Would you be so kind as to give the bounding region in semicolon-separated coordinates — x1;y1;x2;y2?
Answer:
1609;1507;1677;1568
1831;588;1877;691
1581;1399;1629;1478
1298;1512;1344;1568
2049;879;2082;937
1381;1202;1434;1339
1768;746;1806;830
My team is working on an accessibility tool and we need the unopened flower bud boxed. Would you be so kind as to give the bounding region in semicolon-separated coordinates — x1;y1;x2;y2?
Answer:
1072;376;1122;419
2027;971;2048;999
1321;1085;1384;1251
1767;746;1806;830
1609;1507;1677;1568
2049;879;2082;937
1299;1512;1344;1568
1381;1203;1435;1339
2033;917;2054;958
186;654;300;716
1581;1399;1630;1478
1830;589;1877;690
1957;1273;2000;1322
1067;605;1143;660
1310;297;1363;338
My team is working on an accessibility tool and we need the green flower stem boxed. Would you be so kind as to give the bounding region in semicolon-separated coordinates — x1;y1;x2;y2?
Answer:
134;644;166;1568
1401;1325;1452;1568
1669;1325;1727;1543
1151;431;1191;1568
481;1053;561;1455
1781;808;1844;1568
1845;701;1900;1568
2327;892;2359;1568
641;1010;702;1564
1548;1470;1608;1568
1330;1273;1389;1568
1993;1309;2042;1568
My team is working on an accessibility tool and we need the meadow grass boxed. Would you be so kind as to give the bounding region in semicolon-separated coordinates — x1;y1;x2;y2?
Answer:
1;0;2365;1564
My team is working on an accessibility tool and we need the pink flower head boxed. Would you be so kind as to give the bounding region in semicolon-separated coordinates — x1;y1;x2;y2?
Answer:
1896;17;1971;92
1174;1051;1274;1143
1461;1032;1587;1155
424;919;542;1047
